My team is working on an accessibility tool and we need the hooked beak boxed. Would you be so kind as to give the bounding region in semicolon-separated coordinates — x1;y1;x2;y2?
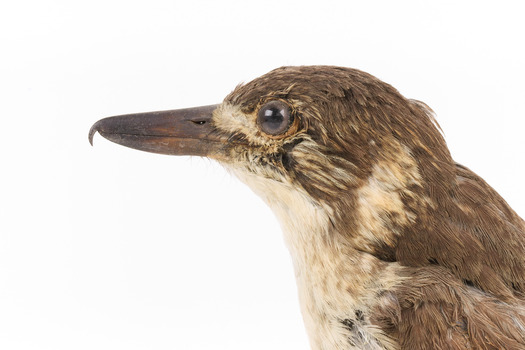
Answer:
89;104;227;157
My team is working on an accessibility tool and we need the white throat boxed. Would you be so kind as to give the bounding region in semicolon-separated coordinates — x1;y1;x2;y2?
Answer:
227;167;399;350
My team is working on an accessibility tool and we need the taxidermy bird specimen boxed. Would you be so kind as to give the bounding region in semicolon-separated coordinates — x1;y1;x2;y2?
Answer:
89;66;525;349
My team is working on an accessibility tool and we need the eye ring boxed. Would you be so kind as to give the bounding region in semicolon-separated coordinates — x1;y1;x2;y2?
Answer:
256;100;298;139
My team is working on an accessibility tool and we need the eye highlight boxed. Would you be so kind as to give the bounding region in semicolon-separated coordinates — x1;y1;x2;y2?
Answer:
256;100;296;138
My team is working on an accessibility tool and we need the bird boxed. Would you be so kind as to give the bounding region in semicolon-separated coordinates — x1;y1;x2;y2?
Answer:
89;66;525;350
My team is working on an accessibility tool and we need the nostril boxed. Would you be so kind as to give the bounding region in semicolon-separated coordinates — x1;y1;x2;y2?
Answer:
191;120;206;125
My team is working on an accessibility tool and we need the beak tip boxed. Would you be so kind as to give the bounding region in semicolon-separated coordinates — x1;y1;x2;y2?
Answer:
88;122;100;146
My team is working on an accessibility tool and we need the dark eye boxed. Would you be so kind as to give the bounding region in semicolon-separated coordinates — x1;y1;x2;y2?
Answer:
257;100;294;136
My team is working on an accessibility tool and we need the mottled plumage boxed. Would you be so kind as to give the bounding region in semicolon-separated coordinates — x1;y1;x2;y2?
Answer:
90;66;525;349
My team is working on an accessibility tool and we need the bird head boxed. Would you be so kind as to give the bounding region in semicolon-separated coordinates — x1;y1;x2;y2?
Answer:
89;66;455;258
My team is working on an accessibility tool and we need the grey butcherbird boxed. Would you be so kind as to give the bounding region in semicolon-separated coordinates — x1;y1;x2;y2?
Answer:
90;66;525;350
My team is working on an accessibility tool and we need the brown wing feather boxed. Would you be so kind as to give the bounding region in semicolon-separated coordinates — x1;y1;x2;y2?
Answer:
373;266;525;349
454;163;525;291
396;162;525;299
381;163;525;348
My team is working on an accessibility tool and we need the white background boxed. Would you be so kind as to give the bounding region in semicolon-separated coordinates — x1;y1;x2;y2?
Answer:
1;1;524;349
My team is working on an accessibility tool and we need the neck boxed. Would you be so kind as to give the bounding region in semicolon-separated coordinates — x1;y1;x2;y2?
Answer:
229;166;400;350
